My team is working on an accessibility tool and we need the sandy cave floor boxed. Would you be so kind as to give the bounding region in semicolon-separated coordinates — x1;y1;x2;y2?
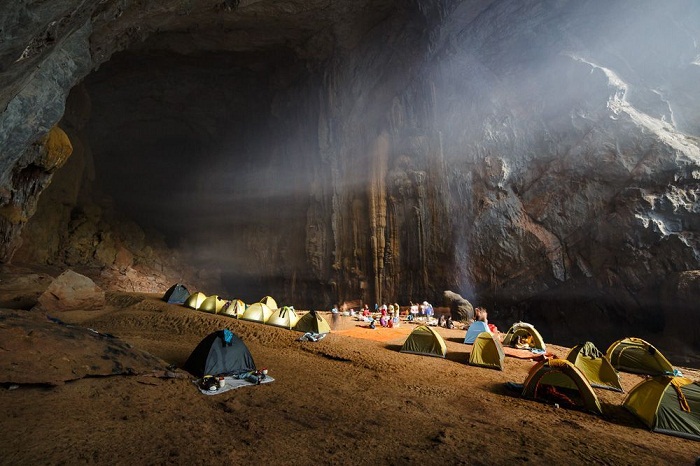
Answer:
0;295;699;466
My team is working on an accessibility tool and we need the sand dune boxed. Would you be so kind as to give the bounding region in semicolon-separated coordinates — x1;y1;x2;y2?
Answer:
0;293;697;465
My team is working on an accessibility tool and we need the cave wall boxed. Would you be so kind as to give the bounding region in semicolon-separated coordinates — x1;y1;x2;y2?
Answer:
313;0;700;361
0;0;699;363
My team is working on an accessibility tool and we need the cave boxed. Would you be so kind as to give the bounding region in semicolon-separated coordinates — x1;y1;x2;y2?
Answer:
1;0;699;365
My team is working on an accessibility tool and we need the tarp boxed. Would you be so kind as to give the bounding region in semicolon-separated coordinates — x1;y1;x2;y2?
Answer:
469;331;505;370
606;337;674;376
566;342;622;392
400;325;446;358
464;321;490;344
624;375;700;441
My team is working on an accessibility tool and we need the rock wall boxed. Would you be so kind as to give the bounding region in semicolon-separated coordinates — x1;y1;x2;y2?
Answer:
0;0;698;363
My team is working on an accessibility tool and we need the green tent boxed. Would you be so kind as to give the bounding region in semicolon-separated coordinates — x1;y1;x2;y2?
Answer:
469;331;505;370
566;342;622;392
521;359;603;415
502;322;546;351
400;325;446;358
294;311;331;334
624;375;700;441
606;337;674;376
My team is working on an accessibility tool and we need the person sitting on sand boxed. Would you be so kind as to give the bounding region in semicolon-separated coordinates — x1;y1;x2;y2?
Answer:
445;316;454;329
379;315;389;327
474;306;488;325
438;314;446;327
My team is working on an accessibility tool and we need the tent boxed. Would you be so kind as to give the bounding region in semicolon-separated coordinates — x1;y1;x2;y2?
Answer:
469;331;505;370
464;321;491;344
623;375;700;441
565;342;622;392
199;295;227;314
521;359;603;415
240;302;273;324
400;325;446;358
184;291;207;310
162;283;189;304
182;329;256;378
221;299;246;318
260;296;278;310
606;337;674;376
294;311;331;334
502;322;546;351
267;306;300;330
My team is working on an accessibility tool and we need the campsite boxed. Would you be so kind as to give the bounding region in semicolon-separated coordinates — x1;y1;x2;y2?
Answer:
1;286;698;465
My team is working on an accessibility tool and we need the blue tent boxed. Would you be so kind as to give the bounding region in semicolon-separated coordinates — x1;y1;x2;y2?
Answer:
162;283;190;304
464;321;490;344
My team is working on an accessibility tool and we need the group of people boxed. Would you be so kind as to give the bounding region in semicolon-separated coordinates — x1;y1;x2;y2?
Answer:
362;303;402;329
337;300;489;332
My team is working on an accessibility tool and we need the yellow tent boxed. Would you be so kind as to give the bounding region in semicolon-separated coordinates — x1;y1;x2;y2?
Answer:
260;296;278;310
624;375;700;441
221;299;246;318
469;331;505;370
184;292;206;310
240;302;272;324
606;337;674;376
566;342;622;392
502;322;546;351
267;306;300;329
294;311;331;334
521;359;602;415
199;295;227;314
400;325;446;358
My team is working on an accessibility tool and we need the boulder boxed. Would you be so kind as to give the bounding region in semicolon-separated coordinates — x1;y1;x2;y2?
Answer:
35;269;105;312
443;290;474;322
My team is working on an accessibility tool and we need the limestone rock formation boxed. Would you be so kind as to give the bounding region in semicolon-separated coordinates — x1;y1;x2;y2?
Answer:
443;290;474;322
35;269;106;312
0;0;698;363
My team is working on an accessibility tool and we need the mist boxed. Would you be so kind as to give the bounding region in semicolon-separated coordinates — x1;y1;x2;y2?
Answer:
78;0;700;321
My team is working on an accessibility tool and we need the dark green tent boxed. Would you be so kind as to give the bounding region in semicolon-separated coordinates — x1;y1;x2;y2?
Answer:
624;375;700;441
183;329;256;378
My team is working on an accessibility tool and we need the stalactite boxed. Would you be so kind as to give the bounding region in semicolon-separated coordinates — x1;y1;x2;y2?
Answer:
368;131;389;303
